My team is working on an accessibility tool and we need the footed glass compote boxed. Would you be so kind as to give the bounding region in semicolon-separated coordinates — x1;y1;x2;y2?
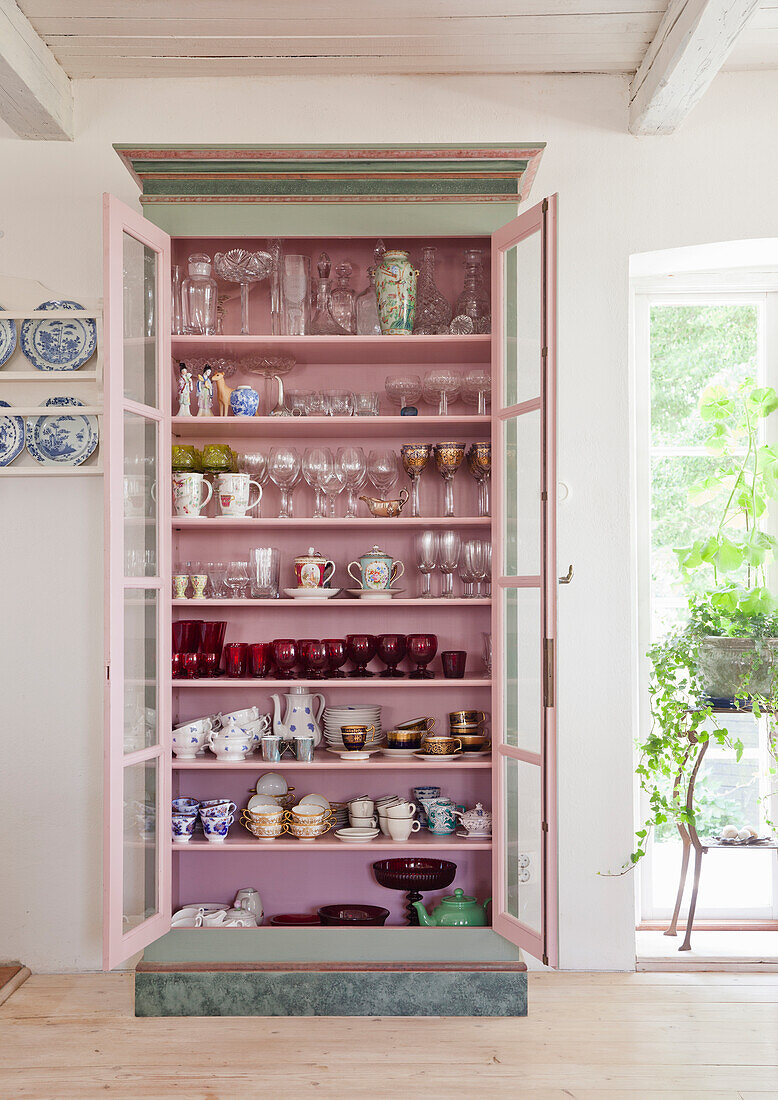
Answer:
214;249;273;335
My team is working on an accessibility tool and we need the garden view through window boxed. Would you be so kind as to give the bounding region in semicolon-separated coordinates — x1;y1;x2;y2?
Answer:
645;300;777;919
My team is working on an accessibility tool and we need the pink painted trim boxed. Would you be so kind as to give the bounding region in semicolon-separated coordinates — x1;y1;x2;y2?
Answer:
103;193;172;971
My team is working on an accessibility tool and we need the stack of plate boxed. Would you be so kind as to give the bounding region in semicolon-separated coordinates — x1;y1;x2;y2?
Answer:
322;705;384;750
329;801;351;829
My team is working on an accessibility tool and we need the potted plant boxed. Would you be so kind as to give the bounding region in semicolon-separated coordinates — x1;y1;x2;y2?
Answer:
632;380;778;865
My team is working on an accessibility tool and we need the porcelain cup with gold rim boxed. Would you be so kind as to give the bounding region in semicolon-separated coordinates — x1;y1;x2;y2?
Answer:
386;728;424;750
289;804;331;827
241;813;288;839
449;710;488;726
396;716;436;733
421;736;463;756
287;819;330;841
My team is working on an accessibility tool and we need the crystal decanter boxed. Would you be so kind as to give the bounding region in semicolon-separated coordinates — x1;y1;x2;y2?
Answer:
330;262;357;334
310;252;349;336
453;248;491;334
413;246;452;335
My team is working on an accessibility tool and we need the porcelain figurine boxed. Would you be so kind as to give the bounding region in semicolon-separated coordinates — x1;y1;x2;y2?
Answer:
359;489;409;518
271;687;326;746
347;545;405;591
374;249;418;335
229;384;260;417
195;366;214;416
413;888;492;927
454;802;492;835
212;370;234;416
177;364;193;416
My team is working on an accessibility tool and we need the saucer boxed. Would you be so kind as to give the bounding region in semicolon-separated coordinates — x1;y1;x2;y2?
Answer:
334;828;380;843
461;749;492;759
380;746;420;758
330;748;381;761
284;587;341;599
346;588;406;600
455;829;493;840
413;752;462;762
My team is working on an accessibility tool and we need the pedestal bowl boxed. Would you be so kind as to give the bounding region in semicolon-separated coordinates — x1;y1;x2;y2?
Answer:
372;858;457;925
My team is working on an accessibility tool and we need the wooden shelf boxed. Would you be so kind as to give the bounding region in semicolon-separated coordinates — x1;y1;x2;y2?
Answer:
0;465;102;477
172;414;491;439
172;597;491;608
173;516;490;530
0;370;101;382
174;833;492;852
173;755;492;770
171;333;490;365
3;405;102;416
172;677;491;689
0;309;99;320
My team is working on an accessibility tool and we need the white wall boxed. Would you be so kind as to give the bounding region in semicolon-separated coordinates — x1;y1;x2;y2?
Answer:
2;71;778;972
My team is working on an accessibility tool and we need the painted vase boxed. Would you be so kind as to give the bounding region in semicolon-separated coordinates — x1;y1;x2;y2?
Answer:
374;250;418;335
229;385;260;417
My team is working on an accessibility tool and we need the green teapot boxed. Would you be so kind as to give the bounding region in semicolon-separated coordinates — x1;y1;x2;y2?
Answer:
413;888;492;928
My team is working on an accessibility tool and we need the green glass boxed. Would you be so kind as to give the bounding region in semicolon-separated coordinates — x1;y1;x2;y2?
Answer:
171;444;202;471
201;443;235;472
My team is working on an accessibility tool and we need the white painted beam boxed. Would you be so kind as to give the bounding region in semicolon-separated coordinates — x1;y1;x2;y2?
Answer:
0;0;72;140
629;0;762;135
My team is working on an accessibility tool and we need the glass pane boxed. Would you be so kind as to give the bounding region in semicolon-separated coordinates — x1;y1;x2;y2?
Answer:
124;589;158;753
503;587;542;753
123;232;158;407
503;229;541;407
123;759;158;932
504;409;541;576
504;756;543;935
124;412;157;578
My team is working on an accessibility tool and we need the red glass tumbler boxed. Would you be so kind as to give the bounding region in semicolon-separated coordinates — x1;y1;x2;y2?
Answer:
441;650;467;679
248;642;272;678
223;642;248;678
197;652;219;677
201;621;227;663
181;652;199;679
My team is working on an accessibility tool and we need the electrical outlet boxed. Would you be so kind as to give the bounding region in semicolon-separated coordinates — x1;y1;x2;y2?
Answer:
518;853;530;869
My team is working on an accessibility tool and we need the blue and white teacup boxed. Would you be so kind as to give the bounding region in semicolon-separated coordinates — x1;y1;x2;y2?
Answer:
171;812;197;844
172;726;208;760
202;813;234;843
172;797;200;814
199;799;237;817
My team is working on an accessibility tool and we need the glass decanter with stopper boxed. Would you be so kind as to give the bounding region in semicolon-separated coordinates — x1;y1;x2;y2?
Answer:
310;252;349;336
182;253;218;335
413;246;452;335
330;261;357;334
453;248;490;334
355;240;385;336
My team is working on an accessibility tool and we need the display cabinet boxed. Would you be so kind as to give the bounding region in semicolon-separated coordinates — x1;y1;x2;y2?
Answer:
102;155;558;1009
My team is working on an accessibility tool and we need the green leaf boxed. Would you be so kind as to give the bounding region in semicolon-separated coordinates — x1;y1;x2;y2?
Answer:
714;537;745;572
699;384;735;421
746;387;778;419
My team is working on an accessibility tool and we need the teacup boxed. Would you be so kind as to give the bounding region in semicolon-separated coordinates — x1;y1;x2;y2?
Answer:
287;819;327;842
202;813;234;843
385;801;416;819
456;734;489;752
217;706;260;729
171;812;197;843
172;797;200;814
425;798;461;835
376;812;392;836
449;710;487;726
172;727;208;760
340;725;374;751
290;804;330;826
386;728;424;750
244;804;285;825
175;715;213;735
199;799;237;817
215;472;262;517
348;797;375;816
350;813;378;828
241;809;287;839
421;736;463;756
396;716;435;733
387;818;422;841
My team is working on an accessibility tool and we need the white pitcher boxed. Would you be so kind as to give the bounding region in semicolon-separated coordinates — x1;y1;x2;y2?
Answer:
271;686;325;747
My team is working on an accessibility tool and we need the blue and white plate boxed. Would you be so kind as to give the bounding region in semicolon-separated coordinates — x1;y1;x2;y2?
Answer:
0;305;17;367
0;400;24;465
21;300;96;371
27;397;99;466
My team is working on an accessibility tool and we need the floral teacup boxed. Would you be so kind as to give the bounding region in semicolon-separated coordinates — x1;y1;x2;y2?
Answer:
171;813;197;843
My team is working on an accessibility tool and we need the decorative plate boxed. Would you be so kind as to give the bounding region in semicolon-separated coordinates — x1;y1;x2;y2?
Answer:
26;397;99;466
283;587;341;599
21;300;97;371
0;401;25;465
0;306;17;367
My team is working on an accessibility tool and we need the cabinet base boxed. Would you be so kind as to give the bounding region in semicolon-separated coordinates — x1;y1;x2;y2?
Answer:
134;962;528;1017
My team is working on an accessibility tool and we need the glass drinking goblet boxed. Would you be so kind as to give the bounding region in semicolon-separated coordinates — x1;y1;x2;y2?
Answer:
400;443;433;518
385;374;422;413
320;467;345;517
465;539;487;598
422;368;460;415
249;546;280;599
461;368;491;416
238;452;269;517
304;392;331;418
268;446;301;519
303;640;329;680
406;633;438;679
303;445;333;518
225;560;249;599
433;441;465;518
466;442;491;517
208;561;228;599
482;632;492;675
482;540;492;597
324;638;347;678
337;445;368;518
346;633;377;678
367;449;400;498
415;530;440;598
329;391;354;417
353;392;380;417
376;634;407;678
296;638;318;677
438;530;461;599
272;638;298;680
214;249;273;335
459;550;476;598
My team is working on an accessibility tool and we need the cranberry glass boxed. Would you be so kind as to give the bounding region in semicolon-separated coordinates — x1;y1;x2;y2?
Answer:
441;650;467;679
346;633;377;678
197;652;219;677
377;633;407;678
272;638;298;679
201;621;227;663
324;638;347;678
223;642;248;678
248;642;272;678
296;638;319;677
181;652;199;679
406;633;438;679
172;652;183;679
173;619;202;653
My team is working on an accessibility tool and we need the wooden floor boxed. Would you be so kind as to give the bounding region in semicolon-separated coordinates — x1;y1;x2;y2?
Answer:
2;971;778;1098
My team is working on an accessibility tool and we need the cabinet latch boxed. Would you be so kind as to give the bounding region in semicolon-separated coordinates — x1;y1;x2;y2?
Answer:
543;639;554;708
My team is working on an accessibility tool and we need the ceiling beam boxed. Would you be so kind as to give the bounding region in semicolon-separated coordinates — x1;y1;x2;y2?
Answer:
629;0;761;135
0;0;72;140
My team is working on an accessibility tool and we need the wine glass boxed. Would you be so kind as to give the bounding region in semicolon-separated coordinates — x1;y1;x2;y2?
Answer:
462;368;491;416
367;449;400;498
238;452;269;517
268;446;301;519
400;443;433;518
464;539;486;598
482;632;492;675
438;531;461;599
337;446;368;518
433;441;465;518
385;374;422;412
346;633;377;678
303;446;333;518
482;540;492;597
209;561;228;598
422;368;460;415
225;560;249;599
377;633;407;677
459;546;476;598
467;442;491;517
415;530;439;598
406;634;438;679
214;249;272;335
320;466;345;517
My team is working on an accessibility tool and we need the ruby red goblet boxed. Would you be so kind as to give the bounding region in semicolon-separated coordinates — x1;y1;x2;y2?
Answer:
201;621;227;662
296;638;319;676
406;633;438;679
323;638;347;678
346;633;377;678
248;642;272;678
180;652;199;679
377;633;407;678
302;640;329;680
223;642;248;678
173;619;202;654
172;652;184;679
197;652;219;677
272;638;298;680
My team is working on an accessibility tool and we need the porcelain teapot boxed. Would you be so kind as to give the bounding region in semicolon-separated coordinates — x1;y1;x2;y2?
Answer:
453;802;492;835
271;686;325;746
413;888;492;927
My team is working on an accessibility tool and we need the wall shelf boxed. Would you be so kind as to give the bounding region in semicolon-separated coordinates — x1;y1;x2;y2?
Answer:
0;371;101;382
172;597;491;607
172;677;491;689
0;465;102;477
173;756;492;770
174;834;492;852
171;332;490;365
172;415;491;439
173;516;490;530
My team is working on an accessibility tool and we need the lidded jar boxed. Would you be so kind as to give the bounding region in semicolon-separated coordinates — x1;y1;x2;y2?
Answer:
182;253;218;335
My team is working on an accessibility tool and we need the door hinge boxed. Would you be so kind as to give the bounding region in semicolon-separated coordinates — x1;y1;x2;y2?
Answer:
542;952;548;966
106;664;110;681
542;198;549;214
543;638;554;708
541;821;549;833
541;345;548;360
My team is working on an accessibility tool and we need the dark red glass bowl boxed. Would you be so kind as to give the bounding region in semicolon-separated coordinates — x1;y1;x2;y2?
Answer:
317;904;390;927
372;858;457;893
269;913;321;927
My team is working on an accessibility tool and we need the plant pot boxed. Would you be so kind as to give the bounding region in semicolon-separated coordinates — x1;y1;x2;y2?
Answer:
697;636;778;700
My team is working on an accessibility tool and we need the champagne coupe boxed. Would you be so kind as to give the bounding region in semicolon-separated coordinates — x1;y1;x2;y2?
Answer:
433;441;465;518
337;445;367;518
422;368;460;415
466;442;491;517
367;449;400;498
400;443;433;518
462;368;491;416
415;530;440;598
268;446;301;519
385;374;422;412
214;249;272;335
438;530;461;599
303;445;333;519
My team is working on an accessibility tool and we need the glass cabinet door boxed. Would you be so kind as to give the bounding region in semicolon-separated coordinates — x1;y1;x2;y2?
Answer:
491;196;558;967
103;194;172;970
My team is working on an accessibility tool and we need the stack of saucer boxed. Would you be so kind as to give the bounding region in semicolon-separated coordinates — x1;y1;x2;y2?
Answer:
329;801;351;829
322;705;383;750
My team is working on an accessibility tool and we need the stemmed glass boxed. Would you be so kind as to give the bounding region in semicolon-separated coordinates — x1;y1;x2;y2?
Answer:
459;547;476;598
464;539;487;598
400;443;432;518
209;561;228;598
225;560;249;599
438;531;461;599
433;441;465;518
337;446;367;518
406;634;438;679
482;540;492;597
415;530;440;598
214;249;272;335
320;467;345;517
367;449;400;499
238;452;269;517
303;446;333;518
467;442;491;517
482;632;492;675
385;374;422;413
423;368;460;415
268;446;301;519
462;368;491;415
